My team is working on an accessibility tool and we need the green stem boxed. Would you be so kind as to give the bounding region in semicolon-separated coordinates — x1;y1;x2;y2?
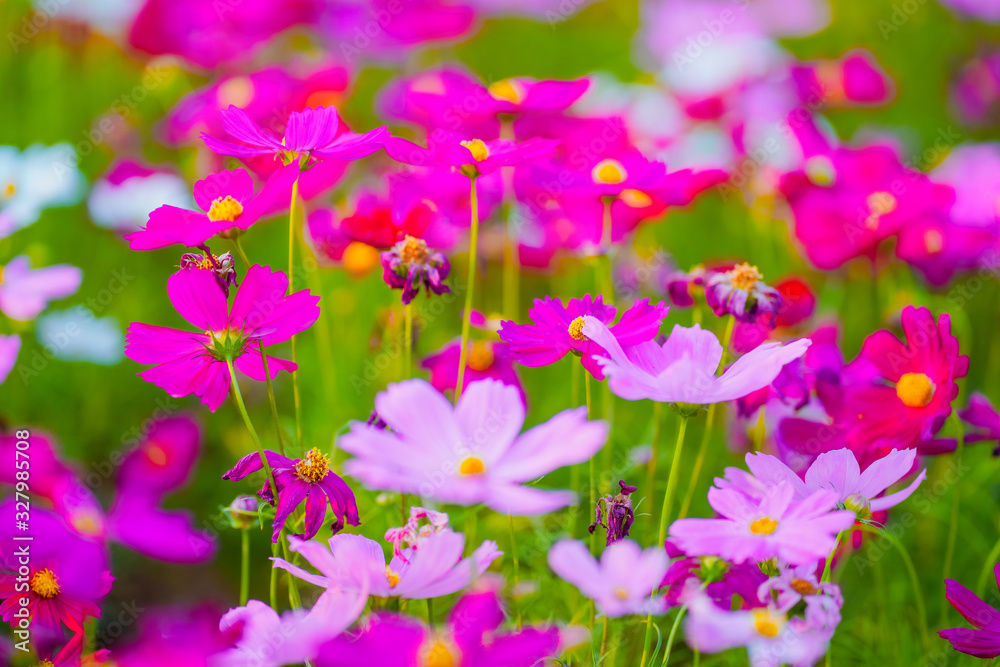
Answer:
821;531;844;583
269;540;279;609
258;340;286;456
508;514;522;628
454;176;479;403
427;597;434;629
600;196;614;300
586;371;596;557
240;529;249;606
976;534;1000;597
287;177;303;447
645;402;664;540
679;404;715;519
718;315;735;372
226;359;278;503
403;303;413;379
502;203;519;320
232;236;251;269
941;417;965;627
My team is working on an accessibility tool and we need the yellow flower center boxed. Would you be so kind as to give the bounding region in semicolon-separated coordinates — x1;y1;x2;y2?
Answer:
729;262;763;291
896;372;934;408
592;159;627;185
804;155;835;185
342;241;380;276
752;609;784;637
71;510;104;538
217;76;255;108
294;448;331;483
750;517;778;535
386;565;401;589
399;235;429;264
461;139;490;162
864;191;896;230
614;587;629;600
568;316;587;341
30;569;61;599
488;79;524;103
459;457;486;476
467;341;494;372
146;443;168;467
422;638;458;667
619;188;652;207
924;229;944;254
790;579;818;595
3;182;16;198
37;661;55;667
207;195;244;222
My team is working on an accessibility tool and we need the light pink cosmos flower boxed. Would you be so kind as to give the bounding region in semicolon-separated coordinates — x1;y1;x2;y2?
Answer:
273;529;501;600
685;594;833;667
0;334;19;384
581;317;810;405
721;448;926;516
548;539;669;617
758;563;842;630
340;378;608;514
125;265;319;411
669;483;854;566
214;589;367;667
0;256;82;321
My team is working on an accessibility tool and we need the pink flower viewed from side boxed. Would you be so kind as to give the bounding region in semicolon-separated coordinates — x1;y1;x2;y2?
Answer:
960;392;1000;456
548;539;669;617
202;105;389;163
125;166;298;251
0;256;82;321
125;265;319;411
668;483;854;566
223;448;359;542
340;378;608;514
582;317;810;404
498;295;668;378
386;133;558;177
939;564;1000;658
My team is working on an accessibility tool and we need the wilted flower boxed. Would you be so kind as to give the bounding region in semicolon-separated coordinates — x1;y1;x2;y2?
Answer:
704;263;783;326
589;480;638;545
179;251;237;295
380;235;451;305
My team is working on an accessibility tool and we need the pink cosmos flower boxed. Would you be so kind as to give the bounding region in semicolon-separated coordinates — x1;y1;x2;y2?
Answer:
960;393;1000;456
548;539;668;617
125;265;318;411
314;581;578;667
125;166;298;251
109;607;229;666
273;528;501;600
320;1;476;57
202;105;389;163
215;589;367;667
668;483;854;566
939;564;1000;658
88;160;193;233
582;317;810;405
732;276;817;354
0;256;82;321
386;133;558;177
223;448;359;543
0;334;19;384
0;502;113;635
791;49;894;108
758;564;843;629
340;378;608;514
498;295;668;378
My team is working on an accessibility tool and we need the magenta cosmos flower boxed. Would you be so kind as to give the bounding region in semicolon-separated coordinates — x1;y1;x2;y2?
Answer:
548;539;668;617
125;166;298;251
939;564;1000;658
380;235;452;305
125;265;318;411
668;483;855;566
314;582;578;667
386;133;558;177
0;256;81;321
499;295;668;378
582;317;810;405
0;502;113;635
704;263;783;326
202;105;389;163
274;528;500;600
960;393;1000;456
224;447;359;542
341;378;608;514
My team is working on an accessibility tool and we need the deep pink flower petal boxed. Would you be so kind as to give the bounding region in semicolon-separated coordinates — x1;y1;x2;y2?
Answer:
167;268;229;332
193;169;254;210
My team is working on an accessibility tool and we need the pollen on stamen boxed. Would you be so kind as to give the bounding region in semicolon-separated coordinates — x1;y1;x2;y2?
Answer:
568;316;587;341
750;517;778;535
896;372;935;408
790;579;818;595
467;341;494;371
207;195;244;222
30;568;61;599
592;159;626;185
461;139;490;162
294;448;331;483
399;235;429;264
728;262;763;291
386;565;401;588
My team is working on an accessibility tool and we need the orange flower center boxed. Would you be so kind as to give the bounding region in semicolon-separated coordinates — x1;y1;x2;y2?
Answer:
422;638;458;667
620;188;652;207
467;341;494;371
399;235;429;264
294;448;331;483
592;159;626;185
729;262;763;291
752;609;784;637
386;565;401;588
207;195;244;222
790;579;818;595
342;241;380;276
750;517;778;535
896;372;934;408
30;569;60;599
459;457;486;476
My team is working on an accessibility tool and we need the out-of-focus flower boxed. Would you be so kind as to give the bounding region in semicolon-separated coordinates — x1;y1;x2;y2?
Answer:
0;334;20;384
582;318;809;405
951;52;1000;125
791;49;894;107
704;263;783;325
88;160;193;233
125;265;318;411
0;256;82;321
548;539;668;617
314;582;577;666
933;144;1000;228
273;529;500;600
499;295;668;378
731;276;817;354
223;447;359;542
960;393;1000;456
35;307;124;365
125;166;298;251
939;0;1000;21
0;501;113;635
224;495;260;530
110;606;229;666
758;563;843;629
340;378;607;514
386;133;558;177
380;235;452;304
939;564;1000;658
664;265;708;308
0;144;86;238
589;480;638;545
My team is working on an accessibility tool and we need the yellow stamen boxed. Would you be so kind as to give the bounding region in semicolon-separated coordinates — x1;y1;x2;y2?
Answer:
71;511;103;538
30;569;60;599
592;159;627;185
3;183;15;198
750;517;778;535
461;139;490;162
864;191;896;230
459;457;485;476
924;229;944;254
386;566;401;589
467;341;494;372
619;188;652;207
488;79;524;103
342;241;380;276
422;638;458;667
207;195;244;222
399;235;429;264
568;316;587;341
896;372;934;408
294;448;331;483
752;609;784;637
146;443;168;467
729;262;763;291
613;587;629;600
790;579;818;595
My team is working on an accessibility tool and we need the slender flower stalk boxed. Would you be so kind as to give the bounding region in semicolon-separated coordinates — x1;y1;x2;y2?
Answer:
225;358;278;504
455;176;480;403
941;415;965;626
645;402;663;539
287;178;303;446
279;532;302;609
232;236;251;268
240;529;249;606
269;540;279;610
403;303;413;379
859;524;930;652
258;340;286;456
679;405;714;519
508;514;522;628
